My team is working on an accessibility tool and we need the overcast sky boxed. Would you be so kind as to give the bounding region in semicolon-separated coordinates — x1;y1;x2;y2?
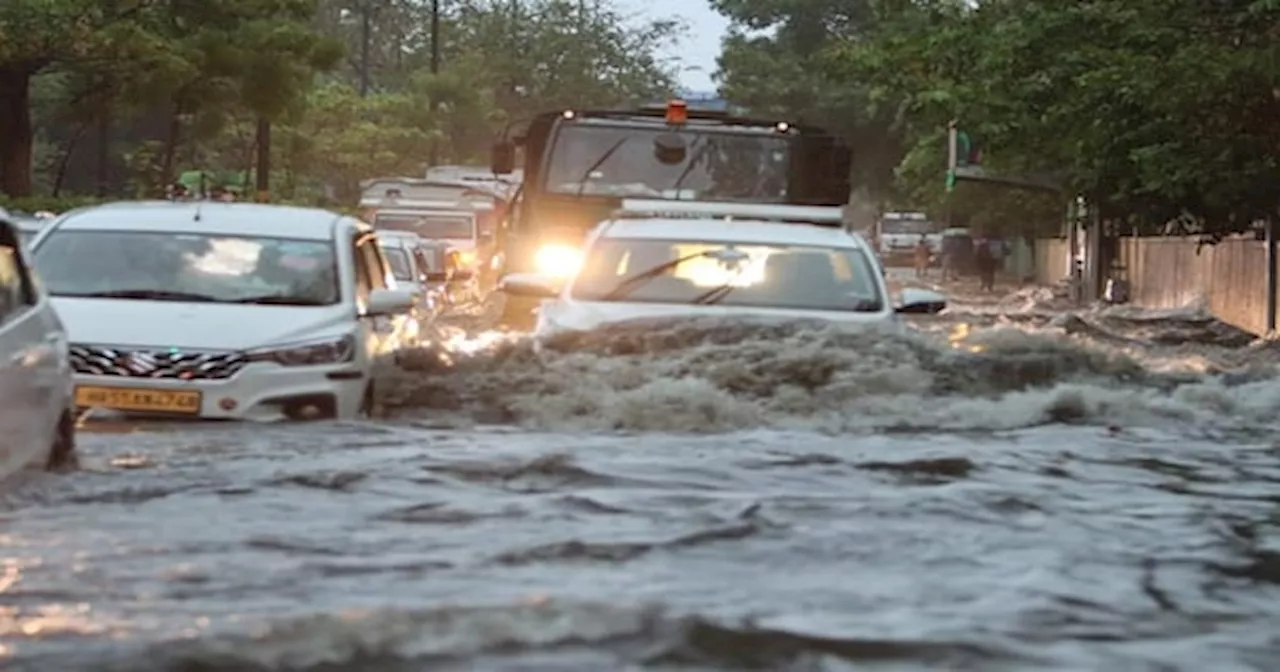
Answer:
615;0;729;92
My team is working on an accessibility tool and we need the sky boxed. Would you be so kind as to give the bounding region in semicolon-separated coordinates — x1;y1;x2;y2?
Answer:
616;0;730;93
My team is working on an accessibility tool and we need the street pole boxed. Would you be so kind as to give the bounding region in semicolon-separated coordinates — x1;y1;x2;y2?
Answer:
255;118;271;202
1266;217;1277;334
428;0;441;166
359;3;371;96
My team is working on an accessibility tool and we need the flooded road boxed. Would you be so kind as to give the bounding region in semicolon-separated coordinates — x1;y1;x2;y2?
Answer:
3;275;1279;671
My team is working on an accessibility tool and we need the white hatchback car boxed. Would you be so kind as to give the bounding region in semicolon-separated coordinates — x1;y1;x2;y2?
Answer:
0;213;75;479
29;202;419;421
498;200;947;338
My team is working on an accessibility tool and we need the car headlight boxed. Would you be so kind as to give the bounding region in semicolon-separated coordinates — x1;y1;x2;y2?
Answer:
534;243;582;278
247;334;356;366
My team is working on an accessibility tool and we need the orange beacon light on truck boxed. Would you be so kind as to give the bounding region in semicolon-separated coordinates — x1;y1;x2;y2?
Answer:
665;99;688;125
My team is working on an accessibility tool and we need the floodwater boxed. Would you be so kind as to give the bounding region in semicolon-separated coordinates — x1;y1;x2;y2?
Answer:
2;274;1279;671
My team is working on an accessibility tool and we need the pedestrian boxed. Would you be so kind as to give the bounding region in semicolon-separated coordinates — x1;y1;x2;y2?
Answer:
913;235;931;279
974;236;996;292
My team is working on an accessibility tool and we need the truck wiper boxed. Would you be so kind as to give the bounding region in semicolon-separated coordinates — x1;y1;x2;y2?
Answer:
574;137;631;197
670;138;711;199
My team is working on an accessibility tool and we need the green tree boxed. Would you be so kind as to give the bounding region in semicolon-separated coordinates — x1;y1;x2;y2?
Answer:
0;0;167;196
711;0;905;201
836;0;1280;231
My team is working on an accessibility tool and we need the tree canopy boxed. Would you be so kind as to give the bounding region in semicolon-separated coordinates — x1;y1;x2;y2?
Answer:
1;0;682;204
713;0;1280;234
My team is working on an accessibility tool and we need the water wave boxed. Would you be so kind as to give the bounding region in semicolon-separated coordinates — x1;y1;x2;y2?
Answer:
381;309;1280;434
68;599;1026;672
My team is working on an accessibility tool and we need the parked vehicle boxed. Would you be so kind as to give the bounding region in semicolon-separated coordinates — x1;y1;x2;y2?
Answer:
0;212;76;478
28;201;419;421
875;212;941;266
377;230;448;321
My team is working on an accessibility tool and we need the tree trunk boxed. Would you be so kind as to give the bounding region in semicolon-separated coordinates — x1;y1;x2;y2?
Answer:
159;102;183;190
0;67;35;197
52;122;89;197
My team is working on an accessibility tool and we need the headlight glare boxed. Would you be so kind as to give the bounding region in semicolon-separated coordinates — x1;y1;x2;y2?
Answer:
534;243;582;278
247;334;357;366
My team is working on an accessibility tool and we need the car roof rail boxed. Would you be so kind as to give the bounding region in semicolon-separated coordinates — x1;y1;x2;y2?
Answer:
611;199;845;227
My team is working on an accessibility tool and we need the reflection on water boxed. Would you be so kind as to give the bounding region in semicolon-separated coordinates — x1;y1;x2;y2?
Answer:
2;290;1279;670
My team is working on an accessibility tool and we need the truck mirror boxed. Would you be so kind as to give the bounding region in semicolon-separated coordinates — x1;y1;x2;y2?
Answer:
491;140;516;174
653;133;686;165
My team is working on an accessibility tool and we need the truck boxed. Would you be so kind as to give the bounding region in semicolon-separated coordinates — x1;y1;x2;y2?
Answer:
873;211;942;266
359;177;511;288
489;98;852;326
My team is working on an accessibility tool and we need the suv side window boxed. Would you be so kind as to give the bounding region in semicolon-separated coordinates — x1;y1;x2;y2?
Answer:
0;222;37;323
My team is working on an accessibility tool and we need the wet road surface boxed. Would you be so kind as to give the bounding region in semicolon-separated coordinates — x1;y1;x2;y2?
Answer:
2;273;1279;671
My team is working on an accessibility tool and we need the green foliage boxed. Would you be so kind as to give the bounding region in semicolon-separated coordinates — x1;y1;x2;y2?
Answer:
0;194;106;214
3;0;683;204
712;0;1280;234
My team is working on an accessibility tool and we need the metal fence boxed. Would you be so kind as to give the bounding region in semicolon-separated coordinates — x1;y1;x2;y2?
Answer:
1034;236;1276;336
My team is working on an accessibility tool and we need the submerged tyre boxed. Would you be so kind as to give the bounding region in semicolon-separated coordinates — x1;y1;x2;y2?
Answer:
46;409;78;472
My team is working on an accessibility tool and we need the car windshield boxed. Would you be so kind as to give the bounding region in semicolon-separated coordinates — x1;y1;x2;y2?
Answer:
543;123;791;202
380;245;414;281
375;213;474;239
569;238;884;311
33;230;340;305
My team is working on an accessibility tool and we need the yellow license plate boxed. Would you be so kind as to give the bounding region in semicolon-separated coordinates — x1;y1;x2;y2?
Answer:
74;386;202;414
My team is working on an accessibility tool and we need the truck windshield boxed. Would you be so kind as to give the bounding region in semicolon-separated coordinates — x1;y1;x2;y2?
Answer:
374;213;474;239
543;124;791;202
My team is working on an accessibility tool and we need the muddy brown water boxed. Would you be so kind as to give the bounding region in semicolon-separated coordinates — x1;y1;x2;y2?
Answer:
2;283;1278;671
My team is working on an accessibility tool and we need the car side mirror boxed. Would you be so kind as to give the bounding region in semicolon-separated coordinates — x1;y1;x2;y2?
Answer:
896;287;947;315
499;272;560;299
365;287;416;316
491;140;516;175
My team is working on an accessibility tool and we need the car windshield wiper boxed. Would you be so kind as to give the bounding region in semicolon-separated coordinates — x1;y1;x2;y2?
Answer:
599;251;714;301
574;136;631;197
229;294;332;306
692;282;736;305
57;289;219;302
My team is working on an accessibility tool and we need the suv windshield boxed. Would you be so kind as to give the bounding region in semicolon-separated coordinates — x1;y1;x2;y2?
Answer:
375;213;474;239
570;238;884;312
543;124;791;202
33;230;340;305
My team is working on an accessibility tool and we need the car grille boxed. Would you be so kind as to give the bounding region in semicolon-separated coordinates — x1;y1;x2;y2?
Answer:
69;345;248;381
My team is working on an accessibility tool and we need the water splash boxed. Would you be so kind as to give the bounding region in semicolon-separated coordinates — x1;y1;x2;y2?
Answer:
381;308;1280;434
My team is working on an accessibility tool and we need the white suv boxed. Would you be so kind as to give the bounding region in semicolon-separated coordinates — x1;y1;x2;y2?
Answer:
499;199;947;339
0;212;76;479
29;202;419;421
